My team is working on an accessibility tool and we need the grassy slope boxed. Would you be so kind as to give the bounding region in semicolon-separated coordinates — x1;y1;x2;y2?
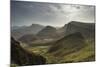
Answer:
61;43;95;62
23;32;95;64
26;39;95;64
11;37;46;66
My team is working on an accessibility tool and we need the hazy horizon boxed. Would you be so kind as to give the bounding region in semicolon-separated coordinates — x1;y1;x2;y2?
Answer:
12;21;95;28
11;1;95;27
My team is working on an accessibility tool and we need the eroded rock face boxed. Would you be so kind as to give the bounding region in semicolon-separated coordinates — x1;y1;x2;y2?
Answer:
11;37;46;66
65;21;95;40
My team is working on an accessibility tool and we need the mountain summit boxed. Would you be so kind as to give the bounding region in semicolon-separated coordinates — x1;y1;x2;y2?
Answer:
37;26;59;39
11;24;44;39
63;21;95;39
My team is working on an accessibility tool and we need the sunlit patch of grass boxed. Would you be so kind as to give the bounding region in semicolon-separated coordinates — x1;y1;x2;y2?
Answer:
25;40;95;64
61;44;95;62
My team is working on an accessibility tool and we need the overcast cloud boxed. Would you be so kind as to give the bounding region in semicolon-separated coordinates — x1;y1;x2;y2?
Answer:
11;1;95;27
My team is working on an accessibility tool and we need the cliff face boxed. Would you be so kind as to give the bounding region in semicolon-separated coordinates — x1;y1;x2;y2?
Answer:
65;21;95;40
11;37;46;66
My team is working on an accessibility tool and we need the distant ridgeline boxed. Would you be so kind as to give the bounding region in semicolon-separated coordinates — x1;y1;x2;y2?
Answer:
12;21;95;40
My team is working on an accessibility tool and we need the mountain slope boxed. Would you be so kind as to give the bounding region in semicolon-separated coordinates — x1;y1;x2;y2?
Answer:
11;24;44;39
64;21;95;40
37;26;59;39
11;37;46;66
18;34;38;44
46;32;95;63
48;32;87;56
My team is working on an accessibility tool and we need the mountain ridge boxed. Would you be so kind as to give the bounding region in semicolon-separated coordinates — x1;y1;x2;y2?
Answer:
11;24;45;39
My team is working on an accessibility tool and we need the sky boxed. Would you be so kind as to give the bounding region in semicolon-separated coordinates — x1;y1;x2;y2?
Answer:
11;0;95;27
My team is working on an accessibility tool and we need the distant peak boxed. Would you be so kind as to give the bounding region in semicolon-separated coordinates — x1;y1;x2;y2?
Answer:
30;24;44;27
69;21;82;24
46;26;54;28
68;21;94;24
44;26;56;30
31;24;39;26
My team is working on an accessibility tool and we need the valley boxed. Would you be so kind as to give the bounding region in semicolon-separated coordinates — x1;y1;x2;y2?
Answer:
11;21;95;66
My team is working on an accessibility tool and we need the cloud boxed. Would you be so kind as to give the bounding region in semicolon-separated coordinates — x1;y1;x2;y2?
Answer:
11;1;95;27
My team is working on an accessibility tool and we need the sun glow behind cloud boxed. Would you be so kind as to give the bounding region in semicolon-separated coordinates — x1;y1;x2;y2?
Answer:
11;1;95;27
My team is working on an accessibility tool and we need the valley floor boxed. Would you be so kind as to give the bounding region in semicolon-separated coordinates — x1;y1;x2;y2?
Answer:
25;41;95;64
